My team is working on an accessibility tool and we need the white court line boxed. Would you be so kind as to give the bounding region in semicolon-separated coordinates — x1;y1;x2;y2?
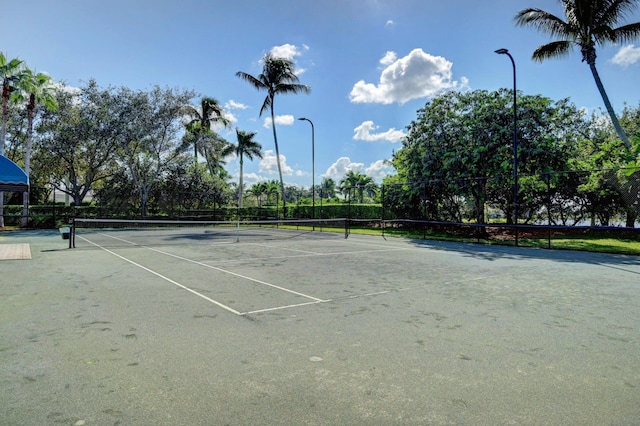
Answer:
89;232;326;302
79;232;492;316
77;235;243;315
243;300;326;315
144;246;327;303
94;232;405;302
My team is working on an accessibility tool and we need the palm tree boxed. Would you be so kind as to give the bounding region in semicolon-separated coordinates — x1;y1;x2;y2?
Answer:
201;132;234;178
339;170;360;200
236;53;310;208
0;52;26;228
515;0;640;150
248;182;268;207
320;177;337;199
234;129;263;207
355;174;378;203
183;97;229;162
265;180;280;206
339;171;378;203
14;70;58;226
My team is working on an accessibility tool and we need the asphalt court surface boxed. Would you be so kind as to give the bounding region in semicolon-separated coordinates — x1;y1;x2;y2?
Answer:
2;229;640;425
73;229;450;315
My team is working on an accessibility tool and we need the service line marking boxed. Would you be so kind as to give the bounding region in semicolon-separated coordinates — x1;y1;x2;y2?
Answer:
77;235;243;315
86;232;326;302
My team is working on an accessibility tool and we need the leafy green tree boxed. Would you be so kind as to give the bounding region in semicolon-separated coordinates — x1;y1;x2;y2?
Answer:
118;85;196;216
392;89;583;223
36;80;126;206
571;104;640;227
515;0;640;150
160;161;231;213
0;52;26;228
236;53;310;208
233;129;263;207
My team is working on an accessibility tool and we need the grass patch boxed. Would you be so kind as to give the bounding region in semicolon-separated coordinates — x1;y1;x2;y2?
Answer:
347;225;640;256
520;237;640;256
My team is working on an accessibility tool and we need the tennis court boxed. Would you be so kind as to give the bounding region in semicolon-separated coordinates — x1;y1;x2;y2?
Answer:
1;224;639;425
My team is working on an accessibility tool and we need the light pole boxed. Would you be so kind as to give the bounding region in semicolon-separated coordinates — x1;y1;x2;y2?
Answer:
298;117;315;220
495;48;518;246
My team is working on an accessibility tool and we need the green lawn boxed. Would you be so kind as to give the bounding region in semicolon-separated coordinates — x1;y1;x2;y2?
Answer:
349;226;640;256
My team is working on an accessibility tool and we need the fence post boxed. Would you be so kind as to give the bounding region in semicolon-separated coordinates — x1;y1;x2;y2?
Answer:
381;184;385;239
546;173;551;249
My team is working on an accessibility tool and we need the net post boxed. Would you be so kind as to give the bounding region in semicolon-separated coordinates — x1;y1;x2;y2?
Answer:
69;218;75;249
344;218;349;239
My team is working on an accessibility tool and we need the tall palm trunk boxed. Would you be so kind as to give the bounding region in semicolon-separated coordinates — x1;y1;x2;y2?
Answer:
587;59;631;150
21;95;35;227
238;155;244;208
0;85;10;228
269;104;286;209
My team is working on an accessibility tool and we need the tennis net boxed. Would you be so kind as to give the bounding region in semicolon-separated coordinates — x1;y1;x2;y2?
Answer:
70;217;349;248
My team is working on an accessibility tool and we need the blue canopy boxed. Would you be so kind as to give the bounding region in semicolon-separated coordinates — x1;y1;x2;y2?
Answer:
0;155;29;192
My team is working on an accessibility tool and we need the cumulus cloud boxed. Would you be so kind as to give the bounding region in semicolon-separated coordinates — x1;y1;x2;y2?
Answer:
323;157;394;182
349;48;468;105
269;44;310;74
242;172;263;185
225;99;249;110
611;44;640;67
380;51;397;66
263;114;295;129
324;157;364;181
259;150;294;176
353;120;406;143
365;160;395;180
222;111;238;126
270;43;307;60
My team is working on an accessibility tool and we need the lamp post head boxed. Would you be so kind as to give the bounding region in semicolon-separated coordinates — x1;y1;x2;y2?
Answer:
495;48;509;55
298;117;307;121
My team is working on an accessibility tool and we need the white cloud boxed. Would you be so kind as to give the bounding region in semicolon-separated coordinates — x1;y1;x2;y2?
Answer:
365;160;394;181
611;44;640;67
242;172;263;185
270;43;304;60
263;114;295;128
268;44;309;75
259;150;294;176
222;111;238;126
225;99;248;110
324;157;364;181
353;120;406;143
385;20;395;28
380;51;397;66
349;48;468;105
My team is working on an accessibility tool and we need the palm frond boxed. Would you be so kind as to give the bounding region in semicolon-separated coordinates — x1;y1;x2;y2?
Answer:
515;8;572;39
274;83;311;96
611;22;640;43
235;71;266;91
259;95;272;117
532;41;574;61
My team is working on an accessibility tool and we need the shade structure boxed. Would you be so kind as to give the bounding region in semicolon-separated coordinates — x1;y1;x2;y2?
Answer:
0;155;28;192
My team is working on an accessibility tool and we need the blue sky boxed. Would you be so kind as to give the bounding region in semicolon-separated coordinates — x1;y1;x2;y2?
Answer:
2;0;640;189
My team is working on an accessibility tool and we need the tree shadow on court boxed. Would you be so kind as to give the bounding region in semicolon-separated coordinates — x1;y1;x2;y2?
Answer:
405;237;640;272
